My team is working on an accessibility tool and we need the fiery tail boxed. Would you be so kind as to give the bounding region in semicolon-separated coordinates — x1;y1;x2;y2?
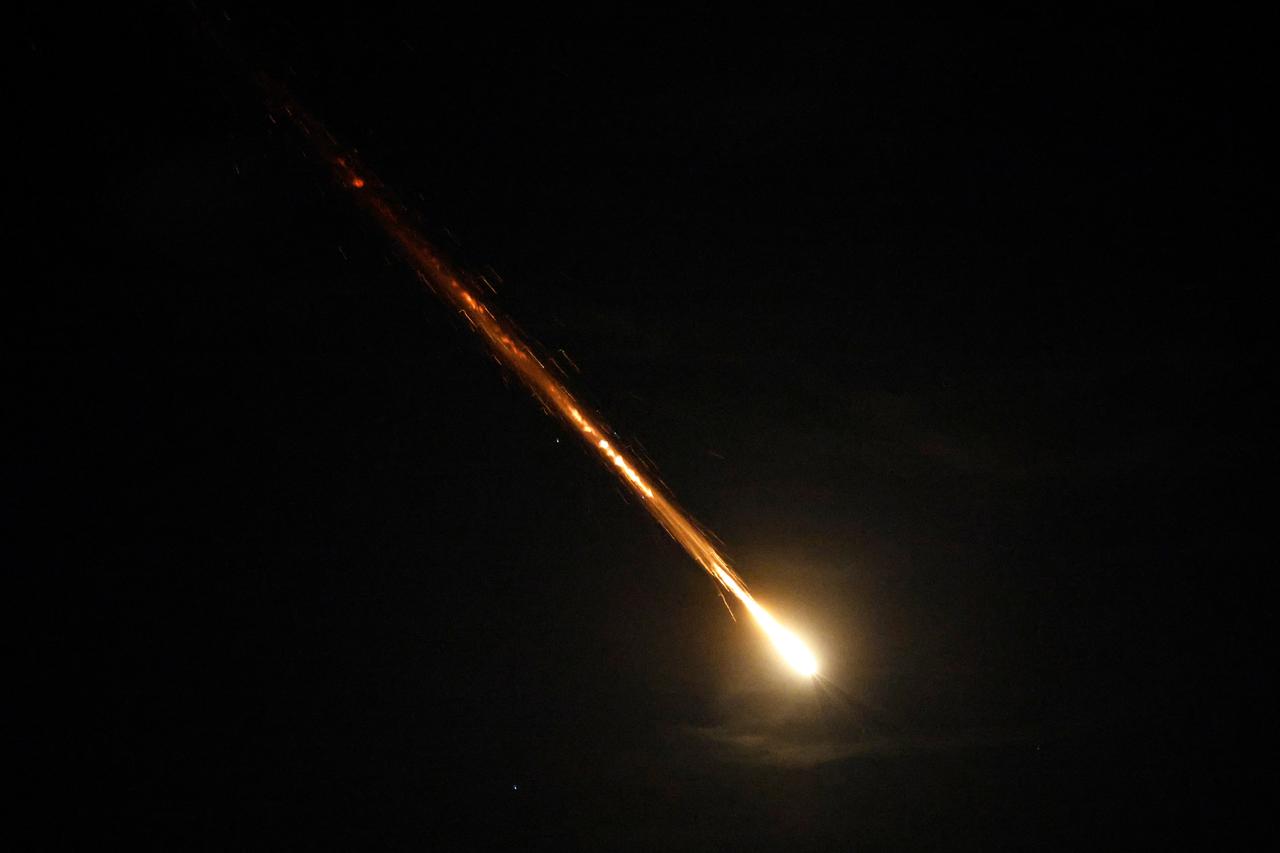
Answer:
266;81;818;676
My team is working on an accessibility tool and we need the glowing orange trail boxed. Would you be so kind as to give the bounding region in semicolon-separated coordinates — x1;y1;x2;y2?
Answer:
267;83;817;677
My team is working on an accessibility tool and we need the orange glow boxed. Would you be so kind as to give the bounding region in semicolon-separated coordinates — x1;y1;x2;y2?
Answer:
272;90;819;677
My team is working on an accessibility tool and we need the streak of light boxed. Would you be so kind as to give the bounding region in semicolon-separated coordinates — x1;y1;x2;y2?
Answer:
263;80;818;677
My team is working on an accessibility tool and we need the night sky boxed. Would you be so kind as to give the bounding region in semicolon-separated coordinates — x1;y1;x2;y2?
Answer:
16;8;1262;849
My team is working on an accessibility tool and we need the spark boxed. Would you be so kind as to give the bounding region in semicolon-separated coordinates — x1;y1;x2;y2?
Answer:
264;80;819;677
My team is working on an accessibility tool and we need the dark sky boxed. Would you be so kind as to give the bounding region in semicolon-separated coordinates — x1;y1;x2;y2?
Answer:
15;8;1263;850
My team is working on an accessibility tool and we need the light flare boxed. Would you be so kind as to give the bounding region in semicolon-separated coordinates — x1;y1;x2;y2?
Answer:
268;84;819;677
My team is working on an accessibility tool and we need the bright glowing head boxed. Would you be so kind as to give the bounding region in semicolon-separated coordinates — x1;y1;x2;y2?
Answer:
710;566;817;676
771;626;819;677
